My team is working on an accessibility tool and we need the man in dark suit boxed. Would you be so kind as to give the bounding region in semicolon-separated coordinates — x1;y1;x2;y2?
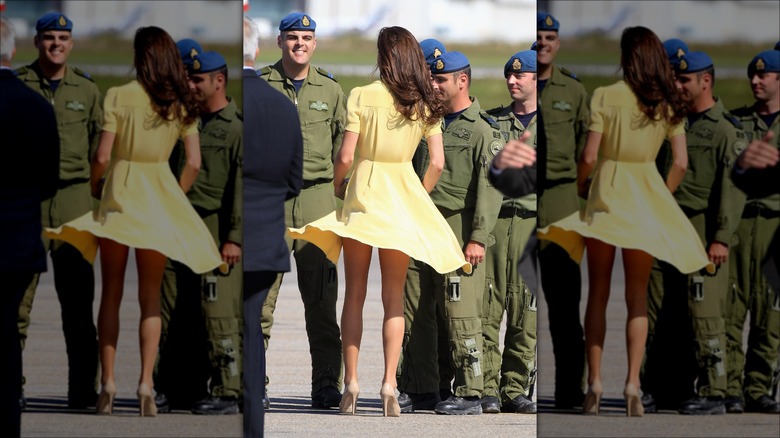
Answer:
242;16;303;437
0;17;60;437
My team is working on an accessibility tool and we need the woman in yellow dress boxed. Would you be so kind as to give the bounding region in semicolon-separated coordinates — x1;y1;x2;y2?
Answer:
46;26;227;416
289;26;470;416
540;26;714;417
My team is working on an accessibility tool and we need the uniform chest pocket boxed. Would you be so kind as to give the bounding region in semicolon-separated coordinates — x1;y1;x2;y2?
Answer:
302;116;333;160
441;143;475;193
685;141;717;190
198;142;231;196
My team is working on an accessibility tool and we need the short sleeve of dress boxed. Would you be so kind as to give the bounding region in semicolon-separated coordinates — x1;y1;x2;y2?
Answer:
345;86;363;134
588;87;605;134
424;116;443;139
667;120;685;139
102;87;118;133
180;118;199;139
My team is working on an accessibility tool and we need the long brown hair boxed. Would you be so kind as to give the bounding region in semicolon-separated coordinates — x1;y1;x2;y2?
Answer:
620;26;685;126
376;26;446;125
133;26;199;126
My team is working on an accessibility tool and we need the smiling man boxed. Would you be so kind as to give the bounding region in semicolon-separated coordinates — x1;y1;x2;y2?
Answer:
257;12;347;410
15;12;103;411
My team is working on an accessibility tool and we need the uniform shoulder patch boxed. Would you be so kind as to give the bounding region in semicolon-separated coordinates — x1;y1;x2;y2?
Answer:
13;66;28;77
72;67;94;82
479;110;501;130
559;67;581;82
486;105;506;116
722;111;743;130
257;66;273;77
489;140;504;156
316;67;338;82
728;105;752;119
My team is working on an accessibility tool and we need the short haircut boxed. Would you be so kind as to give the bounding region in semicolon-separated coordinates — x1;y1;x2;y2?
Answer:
243;16;260;65
209;65;229;87
696;66;716;87
452;66;472;86
0;17;15;63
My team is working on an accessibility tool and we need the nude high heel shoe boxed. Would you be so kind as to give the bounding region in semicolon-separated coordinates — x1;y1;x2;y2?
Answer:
624;383;644;417
583;380;603;415
137;383;157;417
380;383;400;417
96;380;116;415
339;381;360;415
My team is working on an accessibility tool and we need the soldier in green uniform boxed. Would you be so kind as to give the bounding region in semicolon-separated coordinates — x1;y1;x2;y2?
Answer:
15;12;102;410
154;50;243;415
536;11;590;409
397;51;503;415
641;52;747;415
481;49;538;414
257;12;346;409
726;49;780;414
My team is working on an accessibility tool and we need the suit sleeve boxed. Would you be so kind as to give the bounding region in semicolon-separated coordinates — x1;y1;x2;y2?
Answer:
489;164;536;198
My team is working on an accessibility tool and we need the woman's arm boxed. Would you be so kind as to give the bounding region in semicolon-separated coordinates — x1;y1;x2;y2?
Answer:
334;130;358;196
422;133;444;193
665;133;688;193
179;133;201;193
577;130;601;198
91;131;115;198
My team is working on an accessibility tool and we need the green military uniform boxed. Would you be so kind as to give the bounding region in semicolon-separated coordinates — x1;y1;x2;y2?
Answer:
399;97;503;400
482;104;538;406
726;103;780;405
15;61;103;405
258;61;346;396
155;98;243;404
537;65;589;405
642;98;746;406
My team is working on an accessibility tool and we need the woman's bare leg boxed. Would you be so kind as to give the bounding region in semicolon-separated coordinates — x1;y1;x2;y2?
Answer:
377;248;410;387
584;237;616;386
97;238;129;387
135;248;167;388
621;248;653;388
341;238;372;387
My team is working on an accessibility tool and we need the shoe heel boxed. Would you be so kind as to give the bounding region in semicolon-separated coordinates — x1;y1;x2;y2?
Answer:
137;383;158;417
624;383;644;417
96;381;116;415
339;382;359;415
583;380;603;415
380;383;400;417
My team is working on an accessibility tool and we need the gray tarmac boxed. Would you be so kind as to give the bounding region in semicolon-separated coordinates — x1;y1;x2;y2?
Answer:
20;250;534;437
536;253;780;437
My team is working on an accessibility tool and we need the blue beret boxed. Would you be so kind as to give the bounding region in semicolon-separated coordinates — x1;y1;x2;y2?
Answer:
505;50;536;76
279;12;316;32
537;12;559;31
748;49;780;76
663;38;689;64
36;12;73;32
177;38;203;66
420;38;447;65
189;51;226;74
675;51;713;74
531;41;537;51
431;51;470;74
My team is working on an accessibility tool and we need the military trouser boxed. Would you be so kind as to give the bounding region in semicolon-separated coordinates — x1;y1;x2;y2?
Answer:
726;210;780;403
538;239;585;402
399;210;485;398
643;213;729;401
261;182;342;394
482;214;537;403
156;213;243;402
17;182;98;401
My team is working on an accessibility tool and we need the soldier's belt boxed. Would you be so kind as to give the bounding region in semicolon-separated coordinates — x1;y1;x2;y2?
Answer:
742;204;780;219
302;178;332;190
498;205;536;219
680;205;706;218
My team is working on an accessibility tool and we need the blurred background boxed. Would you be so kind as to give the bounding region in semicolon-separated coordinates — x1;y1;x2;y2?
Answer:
2;0;243;106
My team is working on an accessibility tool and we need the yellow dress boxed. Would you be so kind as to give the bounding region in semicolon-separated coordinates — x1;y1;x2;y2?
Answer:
539;81;714;274
45;81;228;274
289;81;471;274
